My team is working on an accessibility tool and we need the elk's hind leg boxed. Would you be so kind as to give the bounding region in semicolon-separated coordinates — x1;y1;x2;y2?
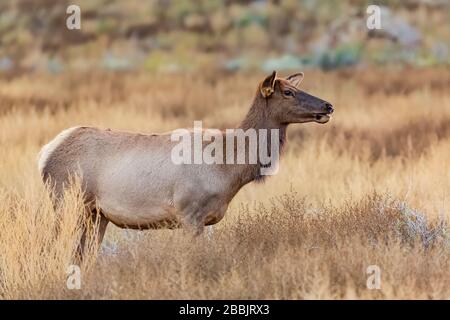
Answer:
76;208;109;262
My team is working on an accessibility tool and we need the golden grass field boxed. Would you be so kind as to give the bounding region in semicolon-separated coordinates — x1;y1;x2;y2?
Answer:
0;68;449;299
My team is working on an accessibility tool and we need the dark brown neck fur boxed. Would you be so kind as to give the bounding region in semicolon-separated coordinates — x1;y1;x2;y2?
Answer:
236;90;288;184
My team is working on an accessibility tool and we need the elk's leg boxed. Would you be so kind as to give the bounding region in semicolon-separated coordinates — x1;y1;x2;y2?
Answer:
179;198;224;237
181;214;205;237
180;203;206;237
76;209;109;262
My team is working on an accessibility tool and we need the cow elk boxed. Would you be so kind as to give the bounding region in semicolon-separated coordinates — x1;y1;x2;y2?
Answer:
38;71;334;257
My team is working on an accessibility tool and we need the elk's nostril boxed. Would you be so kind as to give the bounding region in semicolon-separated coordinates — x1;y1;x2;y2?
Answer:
325;103;334;114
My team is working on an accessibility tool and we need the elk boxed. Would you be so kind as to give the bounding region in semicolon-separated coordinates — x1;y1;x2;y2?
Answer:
38;71;333;256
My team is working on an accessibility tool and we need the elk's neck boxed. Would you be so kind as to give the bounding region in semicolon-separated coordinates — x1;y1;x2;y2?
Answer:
240;96;287;131
234;97;288;185
240;95;288;142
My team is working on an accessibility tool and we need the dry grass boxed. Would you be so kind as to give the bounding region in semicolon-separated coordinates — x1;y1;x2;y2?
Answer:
0;68;449;299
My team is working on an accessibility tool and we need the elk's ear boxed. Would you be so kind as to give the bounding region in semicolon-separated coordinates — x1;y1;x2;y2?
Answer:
260;71;277;98
286;72;304;88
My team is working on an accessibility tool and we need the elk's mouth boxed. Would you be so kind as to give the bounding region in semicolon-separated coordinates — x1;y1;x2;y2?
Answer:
313;113;331;124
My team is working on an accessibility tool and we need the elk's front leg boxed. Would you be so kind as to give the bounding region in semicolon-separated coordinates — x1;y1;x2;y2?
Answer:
176;188;223;236
180;201;206;236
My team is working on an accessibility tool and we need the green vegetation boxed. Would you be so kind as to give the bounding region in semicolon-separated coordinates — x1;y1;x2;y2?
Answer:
0;0;448;73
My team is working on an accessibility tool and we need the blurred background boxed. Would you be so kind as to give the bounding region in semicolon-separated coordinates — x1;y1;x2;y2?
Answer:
0;0;449;75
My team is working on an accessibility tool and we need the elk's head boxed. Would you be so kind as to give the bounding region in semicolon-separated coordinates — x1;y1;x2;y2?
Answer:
259;71;334;124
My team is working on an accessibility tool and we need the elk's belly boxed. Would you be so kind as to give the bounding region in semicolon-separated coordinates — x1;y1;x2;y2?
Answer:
99;199;181;229
94;151;228;229
95;158;181;228
97;192;228;230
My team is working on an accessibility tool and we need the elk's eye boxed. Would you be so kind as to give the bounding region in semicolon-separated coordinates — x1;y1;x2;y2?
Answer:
284;90;294;97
